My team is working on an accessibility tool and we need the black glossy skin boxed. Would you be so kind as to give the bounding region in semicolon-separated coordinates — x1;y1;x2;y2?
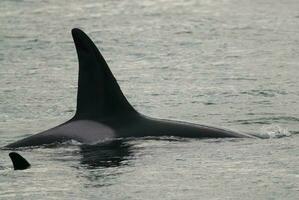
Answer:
9;152;31;170
6;28;255;149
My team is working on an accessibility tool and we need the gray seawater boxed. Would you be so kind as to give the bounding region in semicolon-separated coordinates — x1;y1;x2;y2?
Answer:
1;0;299;199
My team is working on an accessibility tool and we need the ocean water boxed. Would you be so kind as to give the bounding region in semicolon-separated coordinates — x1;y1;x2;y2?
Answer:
0;0;299;199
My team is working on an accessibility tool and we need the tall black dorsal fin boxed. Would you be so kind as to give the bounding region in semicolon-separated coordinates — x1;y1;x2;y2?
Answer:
71;28;137;119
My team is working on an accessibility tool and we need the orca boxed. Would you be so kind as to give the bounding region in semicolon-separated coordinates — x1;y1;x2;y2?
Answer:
5;28;256;149
9;152;31;170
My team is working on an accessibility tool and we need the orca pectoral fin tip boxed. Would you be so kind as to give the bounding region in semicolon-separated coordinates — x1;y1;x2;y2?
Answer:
9;152;31;170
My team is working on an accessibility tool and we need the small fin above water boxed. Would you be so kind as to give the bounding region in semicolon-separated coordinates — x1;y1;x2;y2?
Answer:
9;152;31;170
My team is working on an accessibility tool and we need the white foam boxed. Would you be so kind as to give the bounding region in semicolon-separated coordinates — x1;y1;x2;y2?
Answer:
259;124;292;139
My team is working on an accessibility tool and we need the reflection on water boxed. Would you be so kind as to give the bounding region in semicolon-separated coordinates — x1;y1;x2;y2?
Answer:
79;139;133;169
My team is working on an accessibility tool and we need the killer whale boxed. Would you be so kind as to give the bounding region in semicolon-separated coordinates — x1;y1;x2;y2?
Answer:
6;28;256;148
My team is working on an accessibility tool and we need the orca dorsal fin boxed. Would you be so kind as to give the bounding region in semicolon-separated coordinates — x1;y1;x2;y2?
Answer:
71;28;137;119
9;152;31;170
